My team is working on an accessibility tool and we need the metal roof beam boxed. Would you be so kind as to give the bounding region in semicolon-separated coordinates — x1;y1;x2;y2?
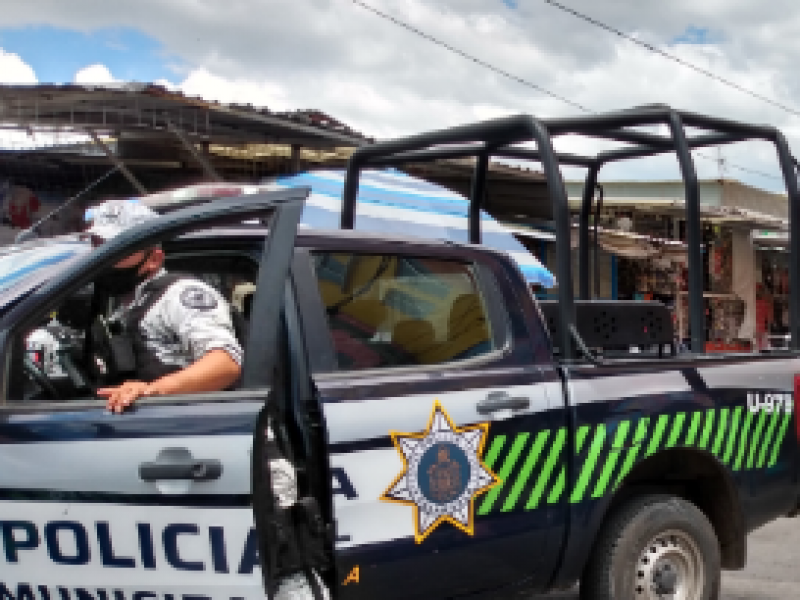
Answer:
87;129;147;195
167;120;222;182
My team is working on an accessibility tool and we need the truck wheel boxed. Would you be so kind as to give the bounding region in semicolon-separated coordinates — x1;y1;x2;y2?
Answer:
580;494;720;600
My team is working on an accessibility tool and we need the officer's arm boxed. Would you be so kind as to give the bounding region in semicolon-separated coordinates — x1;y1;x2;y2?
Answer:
148;348;240;394
99;349;240;412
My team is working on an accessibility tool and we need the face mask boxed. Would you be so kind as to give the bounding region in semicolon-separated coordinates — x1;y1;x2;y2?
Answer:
95;252;151;296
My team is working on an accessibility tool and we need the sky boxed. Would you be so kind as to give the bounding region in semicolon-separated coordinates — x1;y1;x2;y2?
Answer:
0;0;799;192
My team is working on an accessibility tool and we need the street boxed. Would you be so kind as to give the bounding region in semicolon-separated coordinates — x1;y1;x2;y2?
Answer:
538;517;800;599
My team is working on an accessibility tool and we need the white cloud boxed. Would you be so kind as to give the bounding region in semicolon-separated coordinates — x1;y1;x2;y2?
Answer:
177;67;289;110
73;63;117;84
2;0;800;190
0;47;36;84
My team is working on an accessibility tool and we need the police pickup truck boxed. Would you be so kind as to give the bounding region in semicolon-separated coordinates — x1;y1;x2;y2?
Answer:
3;106;800;600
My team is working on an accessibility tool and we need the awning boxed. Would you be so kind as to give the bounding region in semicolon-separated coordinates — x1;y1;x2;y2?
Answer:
269;170;556;288
752;230;788;247
571;226;690;263
567;196;788;230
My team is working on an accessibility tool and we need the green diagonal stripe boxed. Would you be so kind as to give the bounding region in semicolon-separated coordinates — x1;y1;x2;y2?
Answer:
665;413;685;448
645;414;670;457
747;410;769;469
570;425;607;504
698;409;716;449
711;408;729;457
685;411;703;446
768;411;792;467
483;435;507;469
758;409;783;468
576;425;592;453
527;428;567;510
614;418;650;490
548;468;566;504
503;430;550;512
479;433;529;515
593;421;631;498
722;407;742;465
734;411;755;471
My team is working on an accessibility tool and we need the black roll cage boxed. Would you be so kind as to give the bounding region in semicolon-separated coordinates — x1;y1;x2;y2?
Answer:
338;104;800;361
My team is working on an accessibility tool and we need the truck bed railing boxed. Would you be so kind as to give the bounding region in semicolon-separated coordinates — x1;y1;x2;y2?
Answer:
339;105;800;360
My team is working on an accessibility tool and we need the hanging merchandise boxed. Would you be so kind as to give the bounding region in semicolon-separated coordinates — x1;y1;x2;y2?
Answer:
709;229;733;294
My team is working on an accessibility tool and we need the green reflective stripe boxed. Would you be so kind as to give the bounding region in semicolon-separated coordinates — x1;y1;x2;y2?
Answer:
576;425;592;453
548;468;566;504
768;411;793;467
758;409;783;468
503;430;550;512
734;411;755;471
711;408;729;457
645;414;670;457
479;433;529;515
593;421;631;498
698;409;716;449
570;425;607;504
685;411;703;446
665;413;685;448
722;407;742;465
614;418;651;490
483;435;507;469
747;410;769;469
527;428;566;510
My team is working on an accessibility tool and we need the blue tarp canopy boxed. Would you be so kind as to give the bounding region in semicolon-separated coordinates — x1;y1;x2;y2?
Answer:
271;169;555;288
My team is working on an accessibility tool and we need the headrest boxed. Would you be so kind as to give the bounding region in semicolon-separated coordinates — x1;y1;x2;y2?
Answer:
392;320;436;355
448;294;486;340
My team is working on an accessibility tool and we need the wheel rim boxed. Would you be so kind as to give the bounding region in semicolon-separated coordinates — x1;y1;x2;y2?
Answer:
634;528;705;599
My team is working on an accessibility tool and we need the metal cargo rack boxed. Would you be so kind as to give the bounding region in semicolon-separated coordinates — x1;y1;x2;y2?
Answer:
338;104;800;361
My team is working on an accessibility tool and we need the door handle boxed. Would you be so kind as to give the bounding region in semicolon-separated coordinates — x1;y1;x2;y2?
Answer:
476;391;530;415
139;447;222;482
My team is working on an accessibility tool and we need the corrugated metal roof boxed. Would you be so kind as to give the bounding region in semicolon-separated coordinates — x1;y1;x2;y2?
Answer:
0;83;372;148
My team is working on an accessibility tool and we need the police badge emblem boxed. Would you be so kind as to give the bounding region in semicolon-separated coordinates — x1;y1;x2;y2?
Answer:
381;400;499;543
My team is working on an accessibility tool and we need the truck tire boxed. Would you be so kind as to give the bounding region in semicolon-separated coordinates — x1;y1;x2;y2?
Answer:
580;494;720;600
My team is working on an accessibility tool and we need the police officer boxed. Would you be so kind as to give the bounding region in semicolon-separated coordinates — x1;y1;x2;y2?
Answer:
84;199;242;413
85;199;328;600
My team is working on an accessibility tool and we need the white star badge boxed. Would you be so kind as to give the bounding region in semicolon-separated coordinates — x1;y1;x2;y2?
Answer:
381;400;499;543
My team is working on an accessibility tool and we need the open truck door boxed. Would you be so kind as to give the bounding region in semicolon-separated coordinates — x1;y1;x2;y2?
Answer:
241;194;335;599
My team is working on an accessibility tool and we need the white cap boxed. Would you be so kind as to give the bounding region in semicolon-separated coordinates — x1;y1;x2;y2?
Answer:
84;199;158;242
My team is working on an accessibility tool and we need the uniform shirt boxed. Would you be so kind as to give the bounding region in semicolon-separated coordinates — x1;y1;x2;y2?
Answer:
112;270;243;372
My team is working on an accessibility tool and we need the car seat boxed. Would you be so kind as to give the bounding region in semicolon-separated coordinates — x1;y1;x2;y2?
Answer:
391;319;437;364
421;294;491;363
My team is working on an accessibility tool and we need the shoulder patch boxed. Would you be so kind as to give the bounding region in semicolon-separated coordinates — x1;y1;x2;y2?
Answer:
180;285;219;310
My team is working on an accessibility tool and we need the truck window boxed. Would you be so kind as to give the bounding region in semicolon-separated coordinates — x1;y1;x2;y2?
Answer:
6;252;257;404
311;252;495;370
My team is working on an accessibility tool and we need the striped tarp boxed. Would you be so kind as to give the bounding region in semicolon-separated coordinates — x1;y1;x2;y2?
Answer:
270;169;556;288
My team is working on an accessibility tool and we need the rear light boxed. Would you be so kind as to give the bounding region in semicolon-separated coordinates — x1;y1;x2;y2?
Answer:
794;375;800;440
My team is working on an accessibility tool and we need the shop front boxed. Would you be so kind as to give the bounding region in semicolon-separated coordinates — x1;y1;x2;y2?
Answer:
752;230;791;350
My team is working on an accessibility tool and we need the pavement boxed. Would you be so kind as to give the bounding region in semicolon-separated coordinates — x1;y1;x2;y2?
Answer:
537;517;800;599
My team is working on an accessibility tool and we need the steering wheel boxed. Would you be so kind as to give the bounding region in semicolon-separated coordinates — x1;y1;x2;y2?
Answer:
23;355;62;400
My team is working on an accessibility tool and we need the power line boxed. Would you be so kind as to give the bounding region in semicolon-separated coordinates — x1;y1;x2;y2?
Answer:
543;0;800;119
349;0;593;113
349;0;784;182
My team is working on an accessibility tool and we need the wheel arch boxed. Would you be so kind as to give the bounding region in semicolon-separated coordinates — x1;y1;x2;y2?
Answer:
550;446;745;591
606;447;746;569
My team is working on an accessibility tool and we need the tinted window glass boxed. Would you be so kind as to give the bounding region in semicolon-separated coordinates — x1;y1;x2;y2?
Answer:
312;253;494;370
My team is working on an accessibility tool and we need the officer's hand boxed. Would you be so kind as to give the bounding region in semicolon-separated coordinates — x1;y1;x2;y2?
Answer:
97;380;156;413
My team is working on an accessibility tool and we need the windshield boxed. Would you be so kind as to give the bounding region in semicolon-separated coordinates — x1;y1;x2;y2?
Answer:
0;236;91;296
